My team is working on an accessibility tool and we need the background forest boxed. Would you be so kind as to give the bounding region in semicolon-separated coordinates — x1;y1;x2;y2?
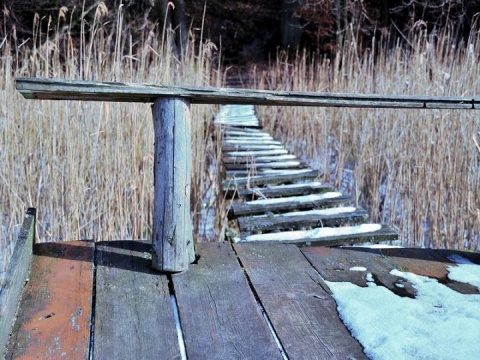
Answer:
1;0;480;286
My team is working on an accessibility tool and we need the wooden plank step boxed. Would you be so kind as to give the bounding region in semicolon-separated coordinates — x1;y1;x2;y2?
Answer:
238;206;369;233
234;243;367;359
224;160;309;171
223;149;290;157
172;242;282;360
223;139;282;145
1;209;35;354
222;169;321;188
233;224;399;245
223;144;285;152
226;168;313;177
228;181;334;199
224;132;273;139
6;241;94;359
94;241;180;359
229;192;351;217
223;154;298;164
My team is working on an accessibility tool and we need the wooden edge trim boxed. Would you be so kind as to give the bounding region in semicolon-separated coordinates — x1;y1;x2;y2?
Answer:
0;208;36;355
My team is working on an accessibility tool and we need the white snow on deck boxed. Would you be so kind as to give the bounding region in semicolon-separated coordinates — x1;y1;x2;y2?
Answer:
236;224;381;242
325;255;480;360
225;149;289;156
247;192;343;205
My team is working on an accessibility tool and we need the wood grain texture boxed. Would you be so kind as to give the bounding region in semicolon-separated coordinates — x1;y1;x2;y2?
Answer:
152;97;194;272
234;243;367;360
6;241;94;360
172;242;282;360
227;182;333;199
223;169;321;189
94;241;181;360
230;194;351;217
0;208;35;356
237;207;369;233
16;77;479;109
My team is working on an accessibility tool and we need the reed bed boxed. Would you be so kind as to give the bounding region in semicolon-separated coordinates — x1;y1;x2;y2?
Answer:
0;4;223;286
256;26;480;250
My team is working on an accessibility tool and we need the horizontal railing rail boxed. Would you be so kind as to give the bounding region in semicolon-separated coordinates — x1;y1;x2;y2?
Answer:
16;77;480;109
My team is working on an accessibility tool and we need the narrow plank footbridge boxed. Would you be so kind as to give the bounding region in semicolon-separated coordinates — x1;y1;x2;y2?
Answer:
2;78;480;359
215;104;398;246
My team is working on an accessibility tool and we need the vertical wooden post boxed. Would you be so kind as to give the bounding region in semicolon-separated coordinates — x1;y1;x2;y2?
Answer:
152;97;195;272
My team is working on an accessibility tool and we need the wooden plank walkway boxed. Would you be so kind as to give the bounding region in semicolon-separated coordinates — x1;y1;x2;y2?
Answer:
216;104;399;246
4;236;479;359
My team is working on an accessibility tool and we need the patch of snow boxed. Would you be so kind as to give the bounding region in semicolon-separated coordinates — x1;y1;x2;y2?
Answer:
238;224;382;242
225;149;289;156
265;181;325;189
326;266;480;360
248;207;357;219
247;192;343;205
447;255;480;289
350;266;367;271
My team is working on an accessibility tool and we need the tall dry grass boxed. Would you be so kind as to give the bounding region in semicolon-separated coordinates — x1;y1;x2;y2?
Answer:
256;25;480;250
1;3;223;286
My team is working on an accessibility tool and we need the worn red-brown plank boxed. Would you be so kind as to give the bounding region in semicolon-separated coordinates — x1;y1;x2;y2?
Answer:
173;242;282;360
234;243;366;360
6;241;94;359
94;241;180;359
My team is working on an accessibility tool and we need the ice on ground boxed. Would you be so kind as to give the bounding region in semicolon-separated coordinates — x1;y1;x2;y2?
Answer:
247;192;343;205
350;266;368;271
239;224;382;242
326;260;480;360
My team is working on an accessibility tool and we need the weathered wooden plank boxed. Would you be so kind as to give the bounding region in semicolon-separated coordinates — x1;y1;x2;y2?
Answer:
223;144;285;151
94;241;181;360
223;139;282;146
223;154;297;164
238;207;369;233
152;97;194;272
230;192;351;217
172;242;281;360
226;168;313;177
224;160;308;171
6;241;94;359
16;78;480;109
301;247;418;298
227;181;333;199
223;149;290;157
234;224;399;245
223;169;321;189
234;243;367;359
1;208;35;355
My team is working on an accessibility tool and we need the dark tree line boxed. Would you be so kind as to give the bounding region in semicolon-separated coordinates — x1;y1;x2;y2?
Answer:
1;0;479;63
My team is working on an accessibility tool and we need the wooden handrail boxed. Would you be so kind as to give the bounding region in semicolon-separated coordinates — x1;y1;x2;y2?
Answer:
14;77;480;273
16;77;480;109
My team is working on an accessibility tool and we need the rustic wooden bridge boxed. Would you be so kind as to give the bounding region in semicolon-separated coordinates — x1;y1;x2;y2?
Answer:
2;78;480;359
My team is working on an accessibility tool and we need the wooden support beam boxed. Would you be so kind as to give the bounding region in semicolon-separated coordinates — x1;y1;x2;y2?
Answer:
152;97;195;272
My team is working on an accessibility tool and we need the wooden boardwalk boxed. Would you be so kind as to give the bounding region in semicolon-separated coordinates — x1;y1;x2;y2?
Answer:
216;105;399;246
5;235;479;360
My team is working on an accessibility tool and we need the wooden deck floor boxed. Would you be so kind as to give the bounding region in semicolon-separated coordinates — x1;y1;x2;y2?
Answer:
5;240;480;359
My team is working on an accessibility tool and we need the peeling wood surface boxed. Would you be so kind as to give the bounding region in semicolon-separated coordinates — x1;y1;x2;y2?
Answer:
94;241;181;360
15;78;480;110
173;242;281;360
5;241;94;360
227;182;333;199
0;209;35;355
234;243;367;359
222;169;321;189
